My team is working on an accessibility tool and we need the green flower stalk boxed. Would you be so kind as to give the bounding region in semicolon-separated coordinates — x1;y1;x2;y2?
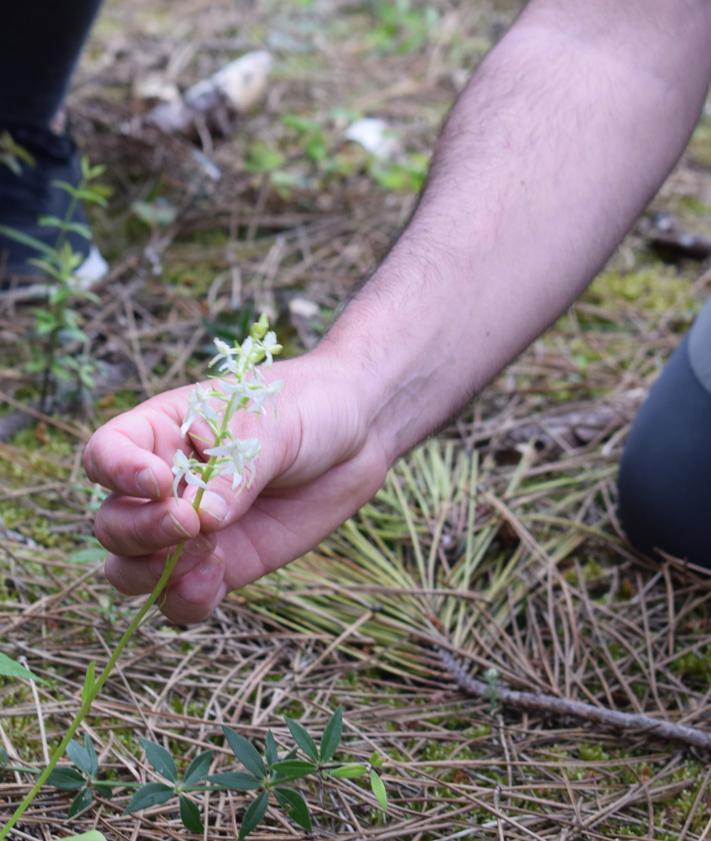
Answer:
0;316;282;839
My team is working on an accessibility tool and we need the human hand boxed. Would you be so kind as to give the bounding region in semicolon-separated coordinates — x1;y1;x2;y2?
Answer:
83;351;388;624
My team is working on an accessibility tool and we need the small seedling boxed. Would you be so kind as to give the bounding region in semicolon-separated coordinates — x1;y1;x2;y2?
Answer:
0;153;109;411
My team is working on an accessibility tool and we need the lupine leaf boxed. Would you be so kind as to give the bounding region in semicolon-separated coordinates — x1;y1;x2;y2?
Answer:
285;718;319;763
238;791;268;840
319;706;343;762
179;795;204;833
47;767;85;790
183;750;213;786
222;726;265;778
207;771;261;791
271;759;317;783
275;787;312;832
67;739;94;777
330;763;368;779
370;770;388;809
84;733;99;777
140;737;178;783
125;782;175;813
63;833;107;841
68;787;93;817
264;730;279;767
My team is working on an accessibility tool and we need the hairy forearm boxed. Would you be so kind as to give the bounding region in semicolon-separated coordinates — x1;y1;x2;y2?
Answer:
321;0;711;463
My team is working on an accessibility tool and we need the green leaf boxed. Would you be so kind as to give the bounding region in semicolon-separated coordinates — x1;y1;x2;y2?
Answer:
0;224;53;256
183;750;213;786
370;770;388;810
319;706;343;762
140;737;178;783
238;791;268;840
271;759;318;784
0;747;8;767
67;736;96;777
62;833;107;841
68;786;93;817
264;730;279;767
207;771;261;791
285;718;318;763
179;795;204;833
94;783;113;799
222;726;265;778
81;662;96;705
275;787;312;832
68;541;107;564
47;767;86;791
125;781;175;813
0;652;41;683
330;763;368;779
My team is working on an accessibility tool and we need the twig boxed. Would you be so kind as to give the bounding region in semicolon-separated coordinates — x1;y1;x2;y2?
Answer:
437;646;711;751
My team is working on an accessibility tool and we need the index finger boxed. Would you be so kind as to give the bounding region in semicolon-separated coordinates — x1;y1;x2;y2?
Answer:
83;407;181;499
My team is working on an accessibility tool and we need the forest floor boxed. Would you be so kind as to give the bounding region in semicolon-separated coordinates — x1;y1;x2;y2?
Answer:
2;1;711;838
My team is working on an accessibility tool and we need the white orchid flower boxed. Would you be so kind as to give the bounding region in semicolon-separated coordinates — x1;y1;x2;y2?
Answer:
204;438;261;489
260;331;282;365
171;450;208;498
180;385;220;436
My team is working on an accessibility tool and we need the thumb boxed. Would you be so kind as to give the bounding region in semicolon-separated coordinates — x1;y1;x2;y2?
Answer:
183;422;299;532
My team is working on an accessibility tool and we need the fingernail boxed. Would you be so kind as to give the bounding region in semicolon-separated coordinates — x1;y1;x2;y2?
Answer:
137;467;160;498
201;491;229;522
163;512;193;539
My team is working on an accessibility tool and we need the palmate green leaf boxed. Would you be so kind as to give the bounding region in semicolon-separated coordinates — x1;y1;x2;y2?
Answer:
271;759;318;784
330;763;368;779
140;737;178;783
285;718;319;763
207;771;261;791
62;833;107;841
125;781;175;813
222;726;265;778
179;795;204;833
183;750;213;786
47;767;85;791
238;791;269;840
275;787;312;832
370;770;388;810
68;786;93;817
319;706;343;762
0;652;41;683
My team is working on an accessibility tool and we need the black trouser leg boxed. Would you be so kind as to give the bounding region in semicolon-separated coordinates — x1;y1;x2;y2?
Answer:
0;1;104;129
619;328;711;568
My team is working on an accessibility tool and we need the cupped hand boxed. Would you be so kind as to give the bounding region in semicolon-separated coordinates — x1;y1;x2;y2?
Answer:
83;351;388;624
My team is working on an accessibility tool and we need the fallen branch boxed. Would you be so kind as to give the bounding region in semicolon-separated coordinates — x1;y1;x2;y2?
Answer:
437;647;711;751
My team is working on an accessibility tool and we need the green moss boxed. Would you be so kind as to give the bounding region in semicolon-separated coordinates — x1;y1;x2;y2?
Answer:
584;267;698;321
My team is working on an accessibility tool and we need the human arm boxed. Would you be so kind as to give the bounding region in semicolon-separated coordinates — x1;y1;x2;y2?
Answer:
324;0;711;463
85;0;711;623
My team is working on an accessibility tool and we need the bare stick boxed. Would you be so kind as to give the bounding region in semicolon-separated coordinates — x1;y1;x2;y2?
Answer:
437;647;711;751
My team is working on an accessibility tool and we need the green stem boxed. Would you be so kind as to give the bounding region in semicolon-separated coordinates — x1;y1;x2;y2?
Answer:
0;538;186;839
1;413;234;836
